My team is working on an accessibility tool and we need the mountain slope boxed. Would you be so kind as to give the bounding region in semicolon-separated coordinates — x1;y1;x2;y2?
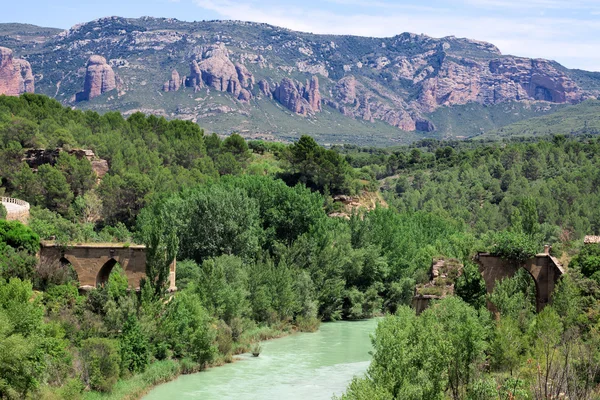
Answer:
1;17;599;145
478;99;600;140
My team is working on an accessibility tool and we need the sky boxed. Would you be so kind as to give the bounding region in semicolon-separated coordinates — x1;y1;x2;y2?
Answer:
2;0;600;71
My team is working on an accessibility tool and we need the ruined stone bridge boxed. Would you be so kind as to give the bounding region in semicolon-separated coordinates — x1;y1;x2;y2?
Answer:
475;248;564;312
40;241;176;291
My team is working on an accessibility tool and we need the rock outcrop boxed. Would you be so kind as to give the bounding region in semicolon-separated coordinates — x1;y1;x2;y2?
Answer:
328;75;433;131
258;79;272;98
273;76;322;115
76;55;116;101
0;47;34;96
185;60;203;90
163;69;182;92
306;76;322;112
416;56;584;113
183;43;254;101
23;148;108;180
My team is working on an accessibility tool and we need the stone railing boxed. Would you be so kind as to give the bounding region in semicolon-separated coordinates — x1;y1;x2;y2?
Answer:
1;197;30;223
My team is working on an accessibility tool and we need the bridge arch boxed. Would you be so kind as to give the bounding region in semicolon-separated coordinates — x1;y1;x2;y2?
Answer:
96;258;118;287
475;251;564;312
39;241;177;292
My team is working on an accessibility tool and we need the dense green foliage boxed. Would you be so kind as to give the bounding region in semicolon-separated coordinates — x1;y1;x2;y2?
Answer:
1;94;600;398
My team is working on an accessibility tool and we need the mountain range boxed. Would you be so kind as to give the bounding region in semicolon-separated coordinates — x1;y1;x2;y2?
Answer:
1;16;600;145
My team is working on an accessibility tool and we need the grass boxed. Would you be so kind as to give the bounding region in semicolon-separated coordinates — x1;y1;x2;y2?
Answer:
81;360;181;400
478;99;600;140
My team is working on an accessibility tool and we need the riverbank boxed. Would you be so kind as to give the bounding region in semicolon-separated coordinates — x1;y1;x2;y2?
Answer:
144;319;378;400
79;323;304;400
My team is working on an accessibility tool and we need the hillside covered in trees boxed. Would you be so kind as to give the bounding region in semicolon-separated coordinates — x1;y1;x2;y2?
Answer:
1;94;600;399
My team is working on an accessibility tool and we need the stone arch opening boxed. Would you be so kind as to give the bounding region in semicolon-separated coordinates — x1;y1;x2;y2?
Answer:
96;258;118;287
59;256;79;282
475;252;564;312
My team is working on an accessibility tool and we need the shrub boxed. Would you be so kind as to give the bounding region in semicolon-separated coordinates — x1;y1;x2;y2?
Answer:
80;338;121;392
569;243;600;278
120;315;149;374
490;230;539;262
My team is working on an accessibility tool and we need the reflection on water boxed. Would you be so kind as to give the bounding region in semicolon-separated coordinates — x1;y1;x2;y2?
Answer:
144;319;378;400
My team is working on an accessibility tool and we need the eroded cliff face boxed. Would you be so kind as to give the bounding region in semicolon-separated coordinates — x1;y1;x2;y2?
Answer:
163;69;182;92
273;76;322;115
7;17;599;139
76;55;117;101
417;56;583;113
0;47;34;96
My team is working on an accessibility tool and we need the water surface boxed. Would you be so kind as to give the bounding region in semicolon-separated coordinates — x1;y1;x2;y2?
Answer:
144;319;378;400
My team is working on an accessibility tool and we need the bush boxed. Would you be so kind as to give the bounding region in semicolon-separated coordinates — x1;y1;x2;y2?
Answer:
569;243;600;278
490;230;540;262
120;315;149;374
80;338;121;392
0;220;40;254
0;204;6;220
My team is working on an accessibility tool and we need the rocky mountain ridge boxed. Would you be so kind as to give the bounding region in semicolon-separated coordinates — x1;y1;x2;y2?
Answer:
1;17;599;144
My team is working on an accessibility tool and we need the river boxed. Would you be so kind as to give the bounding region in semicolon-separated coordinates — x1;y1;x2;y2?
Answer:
144;319;378;400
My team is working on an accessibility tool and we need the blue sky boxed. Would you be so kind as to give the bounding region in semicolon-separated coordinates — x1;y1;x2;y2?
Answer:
3;0;600;71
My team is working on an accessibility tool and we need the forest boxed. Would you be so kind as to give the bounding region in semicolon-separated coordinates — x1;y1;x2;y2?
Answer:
0;94;600;399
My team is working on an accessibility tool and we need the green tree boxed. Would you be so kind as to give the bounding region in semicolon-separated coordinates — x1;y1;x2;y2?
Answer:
38;164;74;215
120;315;149;374
137;199;179;297
80;338;121;392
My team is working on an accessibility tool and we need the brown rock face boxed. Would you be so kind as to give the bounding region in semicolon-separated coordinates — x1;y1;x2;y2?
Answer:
417;56;583;112
273;76;322;115
0;47;35;96
258;79;272;98
185;60;203;90
306;76;322;112
163;69;182;92
183;44;254;100
23;148;108;180
76;55;116;101
329;75;425;131
235;63;254;88
274;78;311;115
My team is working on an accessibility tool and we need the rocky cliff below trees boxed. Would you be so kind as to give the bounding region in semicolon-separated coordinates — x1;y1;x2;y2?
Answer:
1;17;599;144
0;46;34;96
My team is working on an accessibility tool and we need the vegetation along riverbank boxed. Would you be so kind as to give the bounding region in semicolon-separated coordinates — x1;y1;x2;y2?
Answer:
1;94;600;398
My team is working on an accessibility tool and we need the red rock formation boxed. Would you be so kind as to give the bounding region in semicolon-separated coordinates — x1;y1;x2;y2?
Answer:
273;78;313;115
329;75;429;131
305;76;321;112
417;56;583;112
238;88;252;102
0;47;34;96
235;63;254;88
258;79;272;98
163;69;182;92
185;60;203;90
183;44;254;100
76;55;116;101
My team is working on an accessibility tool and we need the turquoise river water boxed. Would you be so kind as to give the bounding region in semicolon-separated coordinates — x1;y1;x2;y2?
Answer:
144;319;378;400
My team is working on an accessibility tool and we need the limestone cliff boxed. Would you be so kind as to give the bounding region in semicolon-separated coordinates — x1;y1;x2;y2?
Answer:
273;76;322;115
76;55;116;101
9;17;600;142
163;69;182;92
0;47;34;96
